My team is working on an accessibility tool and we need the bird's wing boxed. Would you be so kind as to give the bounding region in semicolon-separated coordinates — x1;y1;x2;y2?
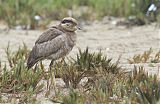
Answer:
27;27;66;68
34;34;66;58
35;26;62;44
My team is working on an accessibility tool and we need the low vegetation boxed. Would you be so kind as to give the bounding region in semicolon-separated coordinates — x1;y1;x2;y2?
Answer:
128;48;160;64
0;44;160;103
0;0;160;29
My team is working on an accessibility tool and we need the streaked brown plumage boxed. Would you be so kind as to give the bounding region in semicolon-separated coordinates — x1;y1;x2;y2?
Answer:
27;17;79;69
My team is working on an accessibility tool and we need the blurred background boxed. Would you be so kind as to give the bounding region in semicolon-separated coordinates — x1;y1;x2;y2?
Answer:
0;0;160;29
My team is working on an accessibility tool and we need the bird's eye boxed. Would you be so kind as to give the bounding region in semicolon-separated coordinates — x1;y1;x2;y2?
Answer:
62;20;70;24
66;23;70;27
61;21;66;24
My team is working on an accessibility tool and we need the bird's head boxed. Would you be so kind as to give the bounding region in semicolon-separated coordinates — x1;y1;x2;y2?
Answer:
60;17;81;32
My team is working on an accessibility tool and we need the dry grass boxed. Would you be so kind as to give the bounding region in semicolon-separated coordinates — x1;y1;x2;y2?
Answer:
128;48;160;64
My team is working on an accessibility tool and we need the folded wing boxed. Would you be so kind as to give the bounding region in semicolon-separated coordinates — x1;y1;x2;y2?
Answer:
27;27;66;68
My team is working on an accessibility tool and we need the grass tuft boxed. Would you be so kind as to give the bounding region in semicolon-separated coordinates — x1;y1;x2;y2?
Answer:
128;48;160;64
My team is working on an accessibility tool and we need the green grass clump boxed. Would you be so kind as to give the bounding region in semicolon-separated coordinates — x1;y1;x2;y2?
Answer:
60;66;160;104
0;43;44;103
62;89;85;104
53;48;121;88
126;66;160;104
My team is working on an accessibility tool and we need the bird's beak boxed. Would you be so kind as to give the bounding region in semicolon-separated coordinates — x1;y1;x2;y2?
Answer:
76;26;82;30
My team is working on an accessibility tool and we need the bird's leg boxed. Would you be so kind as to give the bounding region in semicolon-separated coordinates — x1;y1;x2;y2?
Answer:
61;57;65;63
48;60;56;92
33;63;38;73
60;57;69;87
49;59;54;68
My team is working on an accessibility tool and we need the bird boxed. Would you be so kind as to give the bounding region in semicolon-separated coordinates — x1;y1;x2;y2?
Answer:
27;17;80;69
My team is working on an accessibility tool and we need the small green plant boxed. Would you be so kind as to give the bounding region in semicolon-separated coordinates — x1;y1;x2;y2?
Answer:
74;48;121;74
62;89;85;104
60;65;160;103
54;60;87;89
0;43;44;103
5;43;29;68
126;66;160;104
54;48;121;88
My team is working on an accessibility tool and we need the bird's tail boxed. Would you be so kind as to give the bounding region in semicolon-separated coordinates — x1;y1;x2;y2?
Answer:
27;49;37;69
27;58;36;69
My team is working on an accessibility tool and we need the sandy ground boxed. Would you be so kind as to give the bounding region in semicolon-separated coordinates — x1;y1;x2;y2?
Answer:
0;21;160;69
0;20;160;103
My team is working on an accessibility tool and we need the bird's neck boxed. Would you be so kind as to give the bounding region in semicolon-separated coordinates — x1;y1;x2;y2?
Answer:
58;25;76;44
